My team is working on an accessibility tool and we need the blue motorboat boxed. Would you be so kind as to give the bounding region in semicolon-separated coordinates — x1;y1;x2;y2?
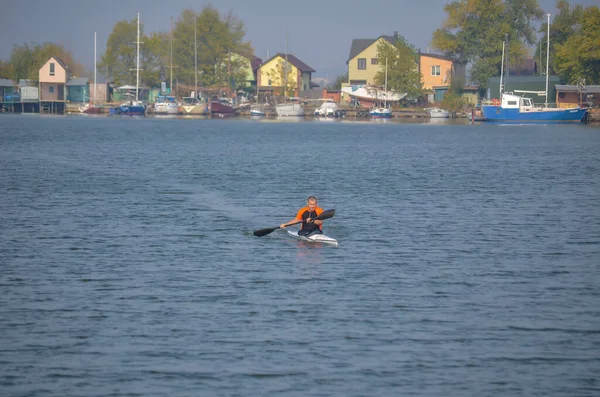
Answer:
482;93;587;123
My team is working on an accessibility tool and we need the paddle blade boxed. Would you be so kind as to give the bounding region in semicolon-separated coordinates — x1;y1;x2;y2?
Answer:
316;209;335;221
253;227;279;237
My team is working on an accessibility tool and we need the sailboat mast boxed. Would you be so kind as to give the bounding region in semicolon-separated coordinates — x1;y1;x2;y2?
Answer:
136;13;140;102
94;31;96;102
284;33;288;99
545;13;550;107
194;19;197;97
499;40;505;97
384;57;388;107
505;33;509;95
170;17;173;94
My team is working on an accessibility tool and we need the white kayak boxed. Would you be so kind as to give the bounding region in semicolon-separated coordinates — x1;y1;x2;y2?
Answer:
287;230;338;246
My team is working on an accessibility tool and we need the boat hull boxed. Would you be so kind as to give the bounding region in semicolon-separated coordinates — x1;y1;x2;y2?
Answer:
210;101;237;115
275;103;304;117
287;230;338;246
182;105;209;115
153;104;180;115
341;85;406;109
80;104;102;114
118;105;145;115
369;108;392;118
482;105;587;122
429;108;450;118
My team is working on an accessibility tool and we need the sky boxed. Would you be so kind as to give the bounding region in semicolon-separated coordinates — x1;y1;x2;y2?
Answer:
1;0;597;81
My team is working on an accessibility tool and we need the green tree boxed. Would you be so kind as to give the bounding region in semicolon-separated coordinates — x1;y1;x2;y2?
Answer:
553;6;600;84
7;42;87;82
8;44;35;82
98;17;161;88
143;31;170;87
0;60;12;79
432;0;544;89
375;37;422;98
172;7;253;91
534;1;585;76
98;18;141;86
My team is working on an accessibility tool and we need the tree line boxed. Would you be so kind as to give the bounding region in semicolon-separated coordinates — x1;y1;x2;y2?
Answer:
0;1;598;99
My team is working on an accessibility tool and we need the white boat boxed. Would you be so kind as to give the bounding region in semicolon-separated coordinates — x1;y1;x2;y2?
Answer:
342;84;406;109
427;107;450;118
182;95;209;115
153;95;180;115
250;107;267;116
275;102;304;116
314;100;339;117
287;230;338;246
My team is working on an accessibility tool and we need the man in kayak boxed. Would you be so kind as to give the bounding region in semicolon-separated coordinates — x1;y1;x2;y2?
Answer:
280;196;324;236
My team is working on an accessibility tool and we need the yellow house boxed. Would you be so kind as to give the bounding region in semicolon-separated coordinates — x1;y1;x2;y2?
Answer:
346;34;465;103
39;56;69;113
346;35;397;86
257;53;315;97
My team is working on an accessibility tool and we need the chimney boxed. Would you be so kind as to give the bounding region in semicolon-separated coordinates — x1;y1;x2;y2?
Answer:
393;31;399;39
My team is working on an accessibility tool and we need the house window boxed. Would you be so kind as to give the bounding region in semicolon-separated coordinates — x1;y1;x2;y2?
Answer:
50;63;55;76
431;65;441;76
49;86;55;93
357;58;366;70
371;58;378;65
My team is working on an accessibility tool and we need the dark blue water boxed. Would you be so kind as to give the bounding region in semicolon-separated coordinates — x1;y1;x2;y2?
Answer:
1;114;599;396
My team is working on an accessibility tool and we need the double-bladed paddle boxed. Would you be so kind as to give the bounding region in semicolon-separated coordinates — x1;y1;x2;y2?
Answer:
253;209;336;237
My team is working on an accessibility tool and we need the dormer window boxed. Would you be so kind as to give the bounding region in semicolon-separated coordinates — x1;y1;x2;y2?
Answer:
50;63;55;76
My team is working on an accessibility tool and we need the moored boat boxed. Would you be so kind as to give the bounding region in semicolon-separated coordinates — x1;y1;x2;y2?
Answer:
275;102;304;117
115;13;145;116
314;100;340;117
79;103;102;114
182;96;209;115
482;93;587;122
369;106;392;118
153;95;180;115
427;107;450;118
341;85;406;109
482;14;587;123
250;107;267;117
210;99;237;116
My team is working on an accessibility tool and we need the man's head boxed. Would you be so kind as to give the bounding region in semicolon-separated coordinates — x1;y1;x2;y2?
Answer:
307;196;317;211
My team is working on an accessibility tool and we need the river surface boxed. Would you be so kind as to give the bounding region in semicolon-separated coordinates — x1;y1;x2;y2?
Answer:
1;114;599;396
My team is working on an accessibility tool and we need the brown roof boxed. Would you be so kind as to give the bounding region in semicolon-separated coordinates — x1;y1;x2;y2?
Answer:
264;53;315;73
419;52;453;62
347;35;397;63
51;56;69;71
